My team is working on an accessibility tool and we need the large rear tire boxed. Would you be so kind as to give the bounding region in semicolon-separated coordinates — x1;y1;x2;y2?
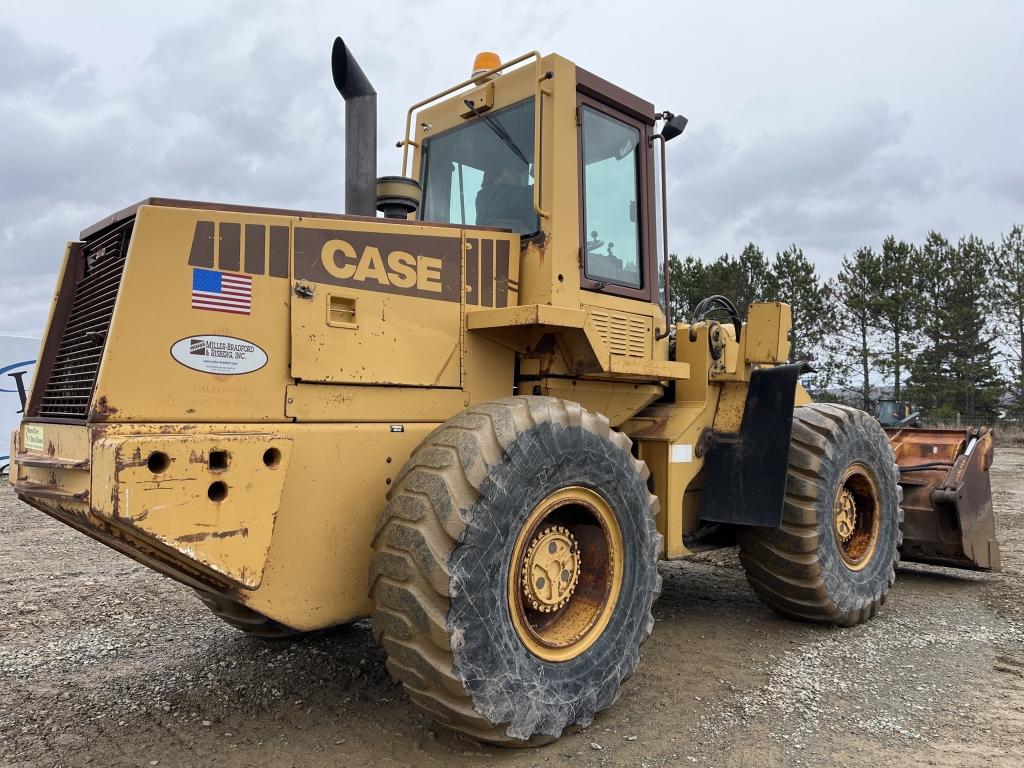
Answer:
369;396;661;745
737;403;902;626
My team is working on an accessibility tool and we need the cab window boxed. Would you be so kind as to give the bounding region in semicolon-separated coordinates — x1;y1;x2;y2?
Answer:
581;106;642;288
419;99;539;236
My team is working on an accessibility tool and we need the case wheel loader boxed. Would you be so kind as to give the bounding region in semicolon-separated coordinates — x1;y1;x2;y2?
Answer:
9;40;1000;745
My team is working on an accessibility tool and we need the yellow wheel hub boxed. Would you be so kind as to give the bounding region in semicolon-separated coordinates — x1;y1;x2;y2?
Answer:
834;489;857;543
508;487;623;663
521;526;581;613
833;463;881;571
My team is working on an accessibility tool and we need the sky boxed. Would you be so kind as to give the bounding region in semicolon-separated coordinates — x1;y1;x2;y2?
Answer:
1;0;1022;336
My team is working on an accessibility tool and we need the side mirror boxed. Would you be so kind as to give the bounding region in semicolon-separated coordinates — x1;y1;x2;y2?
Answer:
660;114;688;142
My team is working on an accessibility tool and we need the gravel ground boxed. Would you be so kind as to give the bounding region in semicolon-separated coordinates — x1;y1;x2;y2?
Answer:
2;448;1022;768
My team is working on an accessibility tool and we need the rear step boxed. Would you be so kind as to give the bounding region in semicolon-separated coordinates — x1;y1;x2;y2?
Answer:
15;453;90;471
888;426;1000;571
14;480;89;503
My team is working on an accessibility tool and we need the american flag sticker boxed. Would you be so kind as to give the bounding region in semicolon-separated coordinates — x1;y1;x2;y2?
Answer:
191;268;252;315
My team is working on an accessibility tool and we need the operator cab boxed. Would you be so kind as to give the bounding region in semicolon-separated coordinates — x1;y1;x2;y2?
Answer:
874;399;921;428
407;51;685;315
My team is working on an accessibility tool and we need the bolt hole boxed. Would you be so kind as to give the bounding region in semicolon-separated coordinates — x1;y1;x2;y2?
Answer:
557;273;564;283
208;481;228;503
147;452;170;475
385;477;392;485
209;450;229;471
262;448;282;468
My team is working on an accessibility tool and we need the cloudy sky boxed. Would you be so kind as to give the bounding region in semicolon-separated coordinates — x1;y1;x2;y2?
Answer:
1;1;1022;336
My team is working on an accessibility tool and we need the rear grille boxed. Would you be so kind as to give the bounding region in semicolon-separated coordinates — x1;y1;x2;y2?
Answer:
37;220;132;419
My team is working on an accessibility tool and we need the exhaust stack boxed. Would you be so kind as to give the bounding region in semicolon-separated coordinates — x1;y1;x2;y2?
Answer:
331;37;377;217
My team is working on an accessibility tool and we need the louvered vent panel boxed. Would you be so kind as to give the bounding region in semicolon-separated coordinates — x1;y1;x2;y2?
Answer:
587;306;652;358
37;220;133;419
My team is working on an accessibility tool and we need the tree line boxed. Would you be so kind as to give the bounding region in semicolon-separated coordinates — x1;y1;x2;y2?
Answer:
668;225;1024;423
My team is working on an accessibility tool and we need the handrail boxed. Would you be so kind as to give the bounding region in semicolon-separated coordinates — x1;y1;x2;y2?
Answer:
398;51;551;219
650;132;671;339
532;67;553;219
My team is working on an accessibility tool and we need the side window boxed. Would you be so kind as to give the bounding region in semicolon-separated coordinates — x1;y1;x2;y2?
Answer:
581;106;642;288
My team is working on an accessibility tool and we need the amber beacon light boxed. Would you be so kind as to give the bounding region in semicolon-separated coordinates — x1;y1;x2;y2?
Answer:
471;51;502;79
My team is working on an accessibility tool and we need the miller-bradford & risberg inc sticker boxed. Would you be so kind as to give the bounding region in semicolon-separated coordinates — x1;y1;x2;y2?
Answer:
170;335;268;375
23;424;44;452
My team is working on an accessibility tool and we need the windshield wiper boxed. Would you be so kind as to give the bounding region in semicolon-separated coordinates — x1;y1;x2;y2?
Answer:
463;99;529;166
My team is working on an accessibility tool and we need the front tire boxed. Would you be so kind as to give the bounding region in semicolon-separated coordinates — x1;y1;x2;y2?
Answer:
737;403;902;626
369;396;661;744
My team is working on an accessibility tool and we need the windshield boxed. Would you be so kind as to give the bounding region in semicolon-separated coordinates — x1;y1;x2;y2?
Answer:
875;401;899;422
419;99;539;236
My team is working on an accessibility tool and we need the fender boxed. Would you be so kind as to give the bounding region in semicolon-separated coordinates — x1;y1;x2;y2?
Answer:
698;362;809;528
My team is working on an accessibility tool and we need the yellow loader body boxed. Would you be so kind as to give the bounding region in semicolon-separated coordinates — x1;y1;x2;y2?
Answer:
8;40;998;745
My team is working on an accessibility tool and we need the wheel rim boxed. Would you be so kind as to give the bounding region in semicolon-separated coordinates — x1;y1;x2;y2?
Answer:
508;486;624;662
833;463;882;571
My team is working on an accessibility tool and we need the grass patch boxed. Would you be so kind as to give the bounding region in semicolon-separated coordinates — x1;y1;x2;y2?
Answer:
995;423;1024;446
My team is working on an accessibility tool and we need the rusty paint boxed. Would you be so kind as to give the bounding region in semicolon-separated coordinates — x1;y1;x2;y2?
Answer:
115;446;150;471
177;527;250;543
23;493;229;592
93;395;119;418
15;481;89;503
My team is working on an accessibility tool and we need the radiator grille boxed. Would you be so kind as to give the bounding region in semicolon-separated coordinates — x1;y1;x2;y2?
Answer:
588;306;652;358
37;220;132;419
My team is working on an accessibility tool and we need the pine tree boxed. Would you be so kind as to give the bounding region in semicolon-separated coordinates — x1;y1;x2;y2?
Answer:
993;225;1024;418
668;254;707;321
771;245;835;364
700;256;746;307
908;235;1003;421
945;236;1004;421
875;237;921;400
667;246;777;326
907;233;955;415
833;247;883;410
734;243;778;313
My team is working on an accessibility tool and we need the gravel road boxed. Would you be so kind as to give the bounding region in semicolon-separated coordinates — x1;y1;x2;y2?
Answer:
2;448;1022;768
